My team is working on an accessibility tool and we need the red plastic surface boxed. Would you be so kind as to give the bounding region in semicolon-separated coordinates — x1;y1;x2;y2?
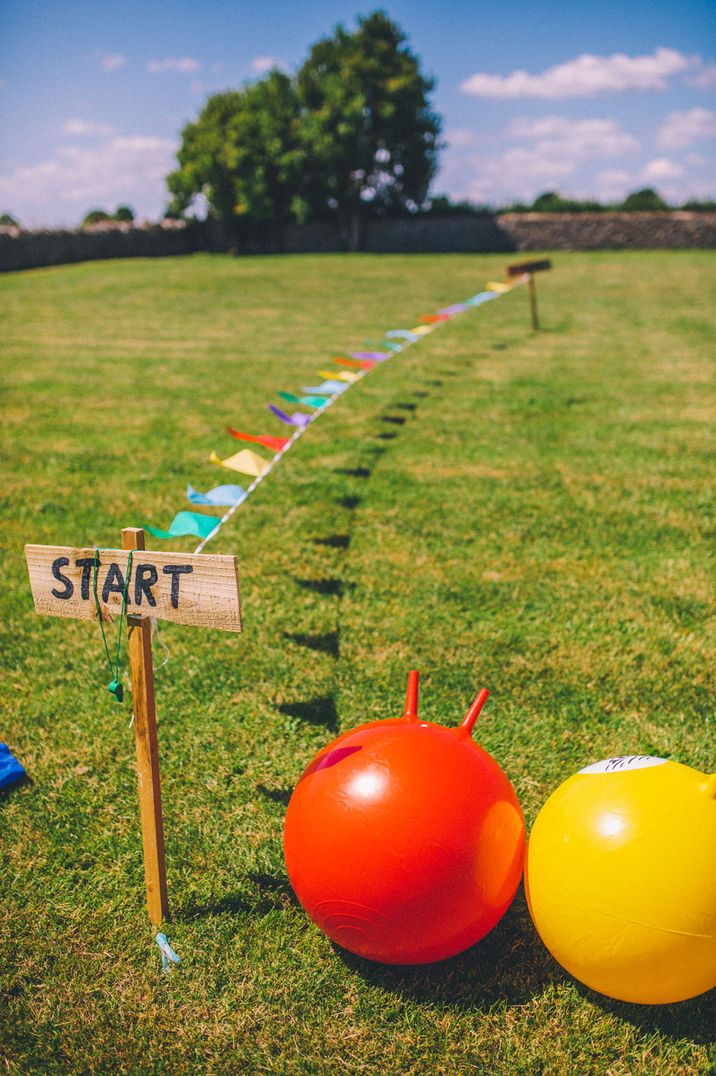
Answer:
284;673;525;964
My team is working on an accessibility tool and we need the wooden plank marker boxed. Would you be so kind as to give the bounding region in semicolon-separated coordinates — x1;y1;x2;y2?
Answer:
507;258;552;330
25;528;242;925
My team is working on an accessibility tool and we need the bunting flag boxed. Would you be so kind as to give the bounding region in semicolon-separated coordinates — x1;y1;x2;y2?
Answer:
302;381;349;395
143;270;529;549
227;429;290;451
334;357;376;370
318;370;362;383
210;448;269;476
145;511;221;540
269;405;312;427
187;483;247;507
385;330;419;342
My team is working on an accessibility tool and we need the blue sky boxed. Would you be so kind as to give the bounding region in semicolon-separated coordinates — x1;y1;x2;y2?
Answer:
1;0;714;226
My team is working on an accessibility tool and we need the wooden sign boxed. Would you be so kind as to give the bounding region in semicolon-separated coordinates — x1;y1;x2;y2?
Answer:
25;545;242;632
506;259;552;277
506;259;552;330
25;527;242;927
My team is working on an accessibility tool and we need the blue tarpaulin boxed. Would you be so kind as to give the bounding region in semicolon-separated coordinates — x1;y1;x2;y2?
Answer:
0;743;26;792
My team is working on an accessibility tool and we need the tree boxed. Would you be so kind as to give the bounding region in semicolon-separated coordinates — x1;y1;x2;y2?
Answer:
114;205;135;223
81;209;114;226
165;12;441;246
297;11;441;241
167;71;307;227
619;188;670;211
530;191;605;213
0;212;19;227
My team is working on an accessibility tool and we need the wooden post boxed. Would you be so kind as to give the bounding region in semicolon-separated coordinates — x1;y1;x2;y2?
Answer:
122;526;169;925
506;260;551;331
527;273;539;330
25;535;241;921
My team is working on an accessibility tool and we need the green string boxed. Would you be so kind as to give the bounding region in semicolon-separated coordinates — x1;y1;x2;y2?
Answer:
92;548;134;703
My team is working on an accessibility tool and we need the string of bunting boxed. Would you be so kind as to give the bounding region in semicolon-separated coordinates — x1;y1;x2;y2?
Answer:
143;273;529;553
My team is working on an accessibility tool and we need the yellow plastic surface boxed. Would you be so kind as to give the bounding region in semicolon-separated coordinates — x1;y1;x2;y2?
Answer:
525;757;716;1004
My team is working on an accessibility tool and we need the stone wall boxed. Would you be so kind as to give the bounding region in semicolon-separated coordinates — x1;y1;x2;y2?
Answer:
2;212;714;272
497;211;716;251
0;220;202;273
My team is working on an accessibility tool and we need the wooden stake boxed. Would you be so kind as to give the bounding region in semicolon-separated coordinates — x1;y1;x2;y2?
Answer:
122;526;169;925
528;273;539;330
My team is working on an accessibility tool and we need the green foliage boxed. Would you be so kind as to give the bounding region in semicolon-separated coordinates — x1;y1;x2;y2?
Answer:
424;194;492;216
679;198;716;212
167;11;440;228
81;208;114;226
529;191;606;213
296;11;441;220
167;72;306;225
114;205;135;223
619;188;671;211
0;212;19;227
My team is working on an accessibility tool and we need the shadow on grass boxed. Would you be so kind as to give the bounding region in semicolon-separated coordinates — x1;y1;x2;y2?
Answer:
0;775;31;803
333;888;562;1011
576;985;716;1046
314;533;351;550
335;466;372;478
284;630;339;658
256;784;292;807
277;696;339;731
381;415;407;425
179;872;299;920
295;577;343;597
376;432;398;441
336;495;362;510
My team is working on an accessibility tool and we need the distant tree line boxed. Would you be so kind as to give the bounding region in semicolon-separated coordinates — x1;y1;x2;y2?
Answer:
495;189;716;214
81;206;135;226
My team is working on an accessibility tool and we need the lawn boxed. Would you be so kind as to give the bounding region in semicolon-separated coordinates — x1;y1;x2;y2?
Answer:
1;250;714;1073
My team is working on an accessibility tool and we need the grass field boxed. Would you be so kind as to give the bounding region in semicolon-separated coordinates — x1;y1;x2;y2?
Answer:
1;250;715;1073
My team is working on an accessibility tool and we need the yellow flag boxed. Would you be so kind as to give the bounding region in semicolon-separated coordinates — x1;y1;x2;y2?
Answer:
486;281;511;293
318;369;361;383
409;325;433;335
210;448;268;476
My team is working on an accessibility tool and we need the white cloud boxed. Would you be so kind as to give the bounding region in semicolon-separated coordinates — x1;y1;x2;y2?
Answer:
250;56;287;74
506;116;639;157
461;47;693;99
62;118;115;138
656;107;716;149
101;53;127;72
641;157;685;182
147;57;201;74
439;116;640;205
593;169;634;201
0;135;177;227
687;62;716;88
